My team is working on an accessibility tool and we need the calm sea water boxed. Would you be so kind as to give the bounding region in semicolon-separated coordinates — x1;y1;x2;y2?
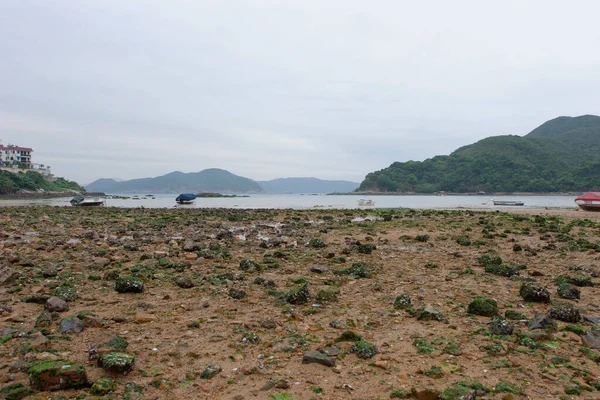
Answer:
0;194;580;210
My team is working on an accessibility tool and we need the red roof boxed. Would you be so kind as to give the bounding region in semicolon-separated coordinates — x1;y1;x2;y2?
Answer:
575;192;600;201
0;145;33;152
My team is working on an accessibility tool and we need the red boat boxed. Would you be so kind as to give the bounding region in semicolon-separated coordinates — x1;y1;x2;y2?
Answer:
575;192;600;212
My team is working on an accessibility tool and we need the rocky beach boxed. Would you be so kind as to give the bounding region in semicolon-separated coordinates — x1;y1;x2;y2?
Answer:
1;206;600;399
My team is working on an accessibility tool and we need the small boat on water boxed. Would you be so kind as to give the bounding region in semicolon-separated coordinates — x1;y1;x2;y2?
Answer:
575;192;600;212
70;196;105;207
358;199;375;207
176;193;197;204
492;200;524;206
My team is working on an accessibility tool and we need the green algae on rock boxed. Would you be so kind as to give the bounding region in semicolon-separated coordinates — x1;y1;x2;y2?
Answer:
28;360;88;391
467;297;498;317
283;282;310;304
200;363;222;379
97;352;135;374
90;378;117;395
115;276;145;293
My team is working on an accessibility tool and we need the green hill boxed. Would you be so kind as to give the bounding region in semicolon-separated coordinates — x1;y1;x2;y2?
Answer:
358;115;600;193
86;168;264;194
0;170;84;194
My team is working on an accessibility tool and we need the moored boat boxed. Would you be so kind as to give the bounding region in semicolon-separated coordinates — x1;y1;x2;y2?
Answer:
176;193;197;204
357;199;375;207
70;196;105;207
575;192;600;212
492;199;524;206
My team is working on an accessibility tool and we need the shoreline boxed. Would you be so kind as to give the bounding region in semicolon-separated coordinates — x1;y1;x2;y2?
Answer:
330;191;582;196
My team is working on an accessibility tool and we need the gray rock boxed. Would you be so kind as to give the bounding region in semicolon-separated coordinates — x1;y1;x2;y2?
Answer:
302;350;335;367
322;346;340;356
582;330;600;349
45;297;69;312
0;266;19;286
59;316;85;333
528;314;557;331
584;316;600;324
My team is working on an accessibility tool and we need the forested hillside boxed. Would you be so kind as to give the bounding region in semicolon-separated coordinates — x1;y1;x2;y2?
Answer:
358;115;600;193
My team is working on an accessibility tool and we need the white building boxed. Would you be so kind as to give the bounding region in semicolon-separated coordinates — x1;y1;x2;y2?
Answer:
0;144;33;165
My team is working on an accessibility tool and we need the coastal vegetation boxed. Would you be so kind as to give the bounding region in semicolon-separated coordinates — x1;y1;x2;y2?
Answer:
358;115;600;193
0;170;84;194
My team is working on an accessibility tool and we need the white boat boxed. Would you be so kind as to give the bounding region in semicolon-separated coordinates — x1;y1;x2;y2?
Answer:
70;196;105;207
492;199;524;206
357;199;375;207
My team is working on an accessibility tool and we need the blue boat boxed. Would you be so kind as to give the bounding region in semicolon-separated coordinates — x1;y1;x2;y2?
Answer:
176;193;196;204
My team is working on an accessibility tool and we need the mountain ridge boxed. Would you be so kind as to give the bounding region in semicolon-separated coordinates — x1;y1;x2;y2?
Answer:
86;170;360;194
85;168;264;194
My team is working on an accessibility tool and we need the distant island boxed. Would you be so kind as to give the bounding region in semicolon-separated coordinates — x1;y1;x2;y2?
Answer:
87;170;360;195
358;115;600;193
86;168;263;194
196;192;248;198
257;177;359;194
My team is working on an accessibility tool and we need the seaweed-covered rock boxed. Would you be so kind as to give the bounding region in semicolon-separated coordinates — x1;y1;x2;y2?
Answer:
335;330;362;342
90;378;117;395
351;340;378;359
174;276;194;289
556;275;594;287
519;281;551;303
316;286;339;302
283;282;310;304
489;318;514;335
467;297;498;317
0;383;33;400
393;294;412;310
115;276;144;293
97;352;135;374
505;310;526;320
54;285;78;301
416;305;448;322
239;258;261;272
28;361;88;391
308;238;326;248
35;309;54;328
548;302;580;323
557;283;581;300
200;363;222;379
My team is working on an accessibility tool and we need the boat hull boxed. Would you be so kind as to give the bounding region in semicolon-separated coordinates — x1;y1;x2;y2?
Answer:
577;204;600;212
493;201;524;206
73;201;105;207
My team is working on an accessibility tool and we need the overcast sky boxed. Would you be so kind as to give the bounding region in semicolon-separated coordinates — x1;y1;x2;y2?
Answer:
1;0;599;184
